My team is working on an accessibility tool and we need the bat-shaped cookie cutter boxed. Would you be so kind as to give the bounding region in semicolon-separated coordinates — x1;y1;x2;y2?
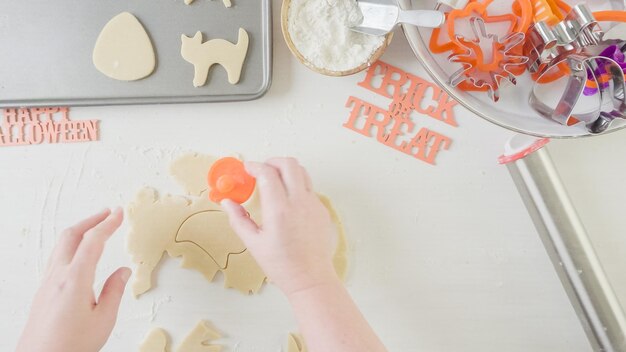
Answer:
530;50;626;134
448;17;528;102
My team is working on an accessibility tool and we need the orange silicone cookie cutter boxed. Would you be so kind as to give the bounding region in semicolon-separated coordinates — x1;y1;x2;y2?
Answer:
430;0;532;55
208;157;256;204
430;0;533;92
594;10;626;23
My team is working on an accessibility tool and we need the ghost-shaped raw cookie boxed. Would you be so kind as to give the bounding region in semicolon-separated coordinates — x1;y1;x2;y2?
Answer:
93;12;156;81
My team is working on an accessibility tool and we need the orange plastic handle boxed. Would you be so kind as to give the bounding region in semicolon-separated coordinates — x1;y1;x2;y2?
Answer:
207;157;256;204
594;11;626;23
532;0;561;25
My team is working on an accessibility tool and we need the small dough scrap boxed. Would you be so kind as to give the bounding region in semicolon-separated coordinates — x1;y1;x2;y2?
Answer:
177;321;222;352
223;250;266;294
287;334;307;352
127;154;348;298
93;12;156;81
140;328;169;352
181;28;249;86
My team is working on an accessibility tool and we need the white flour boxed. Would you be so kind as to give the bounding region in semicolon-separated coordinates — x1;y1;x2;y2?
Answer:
288;0;386;72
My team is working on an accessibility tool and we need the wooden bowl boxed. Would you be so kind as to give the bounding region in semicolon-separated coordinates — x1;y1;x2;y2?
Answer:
281;0;394;77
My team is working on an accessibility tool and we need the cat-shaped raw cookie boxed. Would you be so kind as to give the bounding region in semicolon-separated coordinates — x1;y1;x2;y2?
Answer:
181;28;249;87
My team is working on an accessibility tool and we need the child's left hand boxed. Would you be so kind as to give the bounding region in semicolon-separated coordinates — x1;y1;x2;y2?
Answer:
16;208;131;352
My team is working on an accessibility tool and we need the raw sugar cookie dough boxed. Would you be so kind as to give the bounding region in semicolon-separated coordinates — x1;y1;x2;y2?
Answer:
127;153;348;297
93;12;156;81
181;29;249;87
288;334;308;352
139;329;169;352
139;322;221;352
178;321;222;352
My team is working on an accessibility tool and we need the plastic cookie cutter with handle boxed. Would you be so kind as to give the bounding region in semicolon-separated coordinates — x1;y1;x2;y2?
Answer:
207;157;256;204
530;51;626;134
448;17;529;102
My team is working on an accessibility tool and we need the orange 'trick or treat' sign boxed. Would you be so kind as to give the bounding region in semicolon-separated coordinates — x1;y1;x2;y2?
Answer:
345;60;458;166
208;157;256;204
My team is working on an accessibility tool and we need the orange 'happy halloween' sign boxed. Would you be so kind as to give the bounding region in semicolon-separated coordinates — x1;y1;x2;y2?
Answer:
344;61;458;165
0;107;99;147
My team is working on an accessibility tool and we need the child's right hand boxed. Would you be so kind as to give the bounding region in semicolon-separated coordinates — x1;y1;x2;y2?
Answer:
221;158;339;296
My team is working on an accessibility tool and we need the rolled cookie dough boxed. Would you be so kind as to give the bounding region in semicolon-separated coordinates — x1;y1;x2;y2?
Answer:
93;12;156;81
127;153;348;297
288;334;307;352
139;322;221;352
139;328;169;352
177;321;222;352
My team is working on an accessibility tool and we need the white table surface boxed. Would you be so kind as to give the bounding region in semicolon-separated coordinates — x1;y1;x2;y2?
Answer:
1;1;625;351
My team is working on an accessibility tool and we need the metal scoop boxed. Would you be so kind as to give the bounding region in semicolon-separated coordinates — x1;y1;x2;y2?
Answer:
350;0;445;36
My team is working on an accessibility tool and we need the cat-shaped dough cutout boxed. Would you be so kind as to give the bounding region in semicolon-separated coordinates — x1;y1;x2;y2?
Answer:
181;28;249;87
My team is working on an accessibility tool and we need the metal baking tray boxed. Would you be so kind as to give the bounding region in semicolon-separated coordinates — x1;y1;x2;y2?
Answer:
0;0;272;107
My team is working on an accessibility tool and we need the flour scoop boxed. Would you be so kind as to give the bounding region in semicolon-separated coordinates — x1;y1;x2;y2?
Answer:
399;0;626;351
350;0;446;36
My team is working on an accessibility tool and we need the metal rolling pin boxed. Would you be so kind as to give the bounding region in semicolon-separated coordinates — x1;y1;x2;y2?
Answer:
504;136;626;352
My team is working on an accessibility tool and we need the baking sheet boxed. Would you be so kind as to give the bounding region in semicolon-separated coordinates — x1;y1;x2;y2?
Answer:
0;0;272;107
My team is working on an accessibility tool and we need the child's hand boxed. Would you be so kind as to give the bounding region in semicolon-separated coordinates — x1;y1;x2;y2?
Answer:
222;158;339;296
16;208;131;352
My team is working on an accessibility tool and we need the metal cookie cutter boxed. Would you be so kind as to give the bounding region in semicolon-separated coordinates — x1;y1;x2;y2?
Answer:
584;43;626;96
448;17;528;102
530;51;626;134
524;4;604;74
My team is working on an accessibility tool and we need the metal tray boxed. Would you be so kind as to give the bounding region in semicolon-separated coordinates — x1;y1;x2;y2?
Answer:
0;0;272;107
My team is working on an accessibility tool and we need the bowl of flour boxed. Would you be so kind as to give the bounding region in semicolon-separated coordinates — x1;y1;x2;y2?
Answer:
282;0;393;76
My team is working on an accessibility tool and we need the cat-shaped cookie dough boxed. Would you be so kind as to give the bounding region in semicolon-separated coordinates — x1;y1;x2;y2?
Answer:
181;28;249;87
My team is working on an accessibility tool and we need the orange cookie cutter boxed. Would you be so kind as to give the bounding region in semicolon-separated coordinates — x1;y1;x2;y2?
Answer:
430;0;533;92
449;17;529;101
207;157;256;204
594;10;626;23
